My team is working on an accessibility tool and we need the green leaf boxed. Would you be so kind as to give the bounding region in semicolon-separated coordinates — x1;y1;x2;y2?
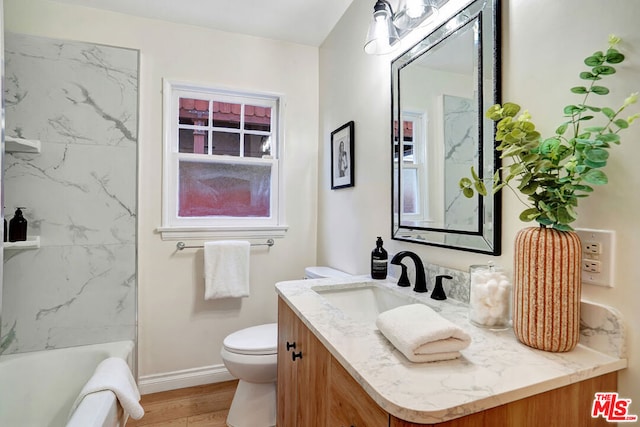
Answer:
459;177;472;189
580;71;601;81
584;126;605;132
521;153;539;163
615;119;629;129
584;105;602;112
553;223;575;231
462;187;474;198
556;123;569;135
598;133;620;143
519;181;539;195
501;102;521;117
470;166;479;181
573;184;594;192
593;65;616;75
486;104;503;121
591;86;610;95
584;54;604;66
585;147;610;162
519;208;540;222
583;169;608;185
602;107;616;119
606;50;625;64
570;86;588;94
474;180;487;196
564;105;582;115
557;206;577;224
584;158;608;168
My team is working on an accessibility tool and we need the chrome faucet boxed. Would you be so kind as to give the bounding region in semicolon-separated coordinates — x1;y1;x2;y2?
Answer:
389;251;428;293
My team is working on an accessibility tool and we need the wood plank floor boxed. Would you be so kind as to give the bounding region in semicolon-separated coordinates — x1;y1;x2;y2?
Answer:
126;381;238;427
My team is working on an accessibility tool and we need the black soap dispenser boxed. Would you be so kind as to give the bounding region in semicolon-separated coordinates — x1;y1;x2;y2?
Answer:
371;236;388;279
9;207;28;242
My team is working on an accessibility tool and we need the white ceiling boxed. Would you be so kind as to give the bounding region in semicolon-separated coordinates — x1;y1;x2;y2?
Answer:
49;0;356;47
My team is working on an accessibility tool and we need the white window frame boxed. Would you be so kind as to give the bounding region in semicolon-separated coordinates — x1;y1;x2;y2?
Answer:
158;79;287;241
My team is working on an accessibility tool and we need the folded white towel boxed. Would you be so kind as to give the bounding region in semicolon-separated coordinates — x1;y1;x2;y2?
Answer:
70;357;144;420
204;240;250;300
376;304;471;363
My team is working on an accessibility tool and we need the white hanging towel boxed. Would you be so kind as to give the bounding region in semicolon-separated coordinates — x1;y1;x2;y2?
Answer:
70;357;144;420
204;240;251;299
376;304;471;363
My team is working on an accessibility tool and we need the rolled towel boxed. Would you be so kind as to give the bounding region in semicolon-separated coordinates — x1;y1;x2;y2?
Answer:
376;304;471;363
70;357;144;420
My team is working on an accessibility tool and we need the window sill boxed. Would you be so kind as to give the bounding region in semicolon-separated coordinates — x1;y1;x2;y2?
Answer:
156;225;288;242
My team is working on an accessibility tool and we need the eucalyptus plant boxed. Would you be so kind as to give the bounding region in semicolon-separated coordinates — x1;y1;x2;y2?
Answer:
460;35;639;231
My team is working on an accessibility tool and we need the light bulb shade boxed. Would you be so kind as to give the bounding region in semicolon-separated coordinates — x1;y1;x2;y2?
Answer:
393;0;439;31
364;1;400;55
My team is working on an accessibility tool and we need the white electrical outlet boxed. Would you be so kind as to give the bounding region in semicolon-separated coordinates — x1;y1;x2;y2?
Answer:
575;228;615;287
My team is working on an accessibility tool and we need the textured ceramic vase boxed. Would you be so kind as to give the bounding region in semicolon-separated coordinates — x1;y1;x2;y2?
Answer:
513;226;582;352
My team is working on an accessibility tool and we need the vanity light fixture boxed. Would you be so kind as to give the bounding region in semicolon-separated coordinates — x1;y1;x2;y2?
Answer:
364;0;439;55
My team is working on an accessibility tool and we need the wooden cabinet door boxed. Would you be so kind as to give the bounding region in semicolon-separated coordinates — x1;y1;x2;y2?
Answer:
296;320;330;426
277;298;330;427
277;297;298;427
329;356;389;427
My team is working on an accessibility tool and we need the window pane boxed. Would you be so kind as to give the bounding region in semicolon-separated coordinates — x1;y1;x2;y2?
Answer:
244;135;271;158
402;168;419;214
213;101;241;128
212;131;240;156
245;105;271;131
179;98;209;126
179;129;210;154
179;160;271;217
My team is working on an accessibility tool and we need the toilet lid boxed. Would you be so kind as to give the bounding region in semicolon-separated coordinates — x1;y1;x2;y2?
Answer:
223;323;278;355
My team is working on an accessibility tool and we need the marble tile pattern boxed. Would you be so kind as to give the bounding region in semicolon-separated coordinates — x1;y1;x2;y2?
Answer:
276;276;627;424
442;94;477;232
1;33;138;354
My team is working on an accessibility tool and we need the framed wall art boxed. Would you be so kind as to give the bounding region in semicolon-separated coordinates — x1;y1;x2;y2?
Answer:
330;121;354;189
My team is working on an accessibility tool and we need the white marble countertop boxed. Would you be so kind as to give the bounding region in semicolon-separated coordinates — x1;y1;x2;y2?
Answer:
275;276;627;424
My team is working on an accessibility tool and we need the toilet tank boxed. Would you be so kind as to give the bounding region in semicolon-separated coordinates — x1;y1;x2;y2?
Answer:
304;266;351;279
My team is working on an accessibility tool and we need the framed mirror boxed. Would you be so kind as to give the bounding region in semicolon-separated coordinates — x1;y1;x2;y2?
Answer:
391;0;501;254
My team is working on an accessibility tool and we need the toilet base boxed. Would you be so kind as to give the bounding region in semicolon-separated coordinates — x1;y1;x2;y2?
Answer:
226;380;276;427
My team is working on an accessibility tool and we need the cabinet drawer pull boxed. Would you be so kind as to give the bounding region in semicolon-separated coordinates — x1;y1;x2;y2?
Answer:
291;351;303;361
286;341;296;351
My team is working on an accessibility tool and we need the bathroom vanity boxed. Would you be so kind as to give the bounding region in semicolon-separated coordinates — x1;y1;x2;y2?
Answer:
275;277;627;426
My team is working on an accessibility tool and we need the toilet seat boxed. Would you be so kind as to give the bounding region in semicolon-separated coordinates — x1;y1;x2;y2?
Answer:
223;323;278;355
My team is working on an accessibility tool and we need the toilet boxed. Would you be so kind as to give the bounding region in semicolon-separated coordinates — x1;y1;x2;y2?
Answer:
221;323;278;427
304;266;351;279
220;266;351;427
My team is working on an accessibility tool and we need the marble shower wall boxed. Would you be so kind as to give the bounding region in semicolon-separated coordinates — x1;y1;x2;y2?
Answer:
1;33;138;354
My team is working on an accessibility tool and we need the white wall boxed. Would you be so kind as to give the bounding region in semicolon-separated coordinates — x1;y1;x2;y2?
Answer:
320;0;640;409
5;0;319;390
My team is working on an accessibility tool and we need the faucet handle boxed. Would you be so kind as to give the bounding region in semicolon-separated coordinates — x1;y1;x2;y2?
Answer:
431;275;452;300
397;263;411;287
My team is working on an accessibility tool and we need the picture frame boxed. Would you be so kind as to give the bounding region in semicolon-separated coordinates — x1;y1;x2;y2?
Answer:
330;121;354;189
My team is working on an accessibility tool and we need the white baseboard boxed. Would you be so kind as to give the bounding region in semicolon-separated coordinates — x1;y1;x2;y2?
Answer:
138;364;235;395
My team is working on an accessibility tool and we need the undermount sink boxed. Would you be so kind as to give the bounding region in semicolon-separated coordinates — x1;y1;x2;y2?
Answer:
311;283;419;324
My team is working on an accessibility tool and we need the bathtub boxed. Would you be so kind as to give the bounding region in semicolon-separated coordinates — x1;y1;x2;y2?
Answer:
0;340;135;427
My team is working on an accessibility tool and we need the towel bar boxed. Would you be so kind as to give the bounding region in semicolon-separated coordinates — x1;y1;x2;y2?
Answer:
176;239;275;251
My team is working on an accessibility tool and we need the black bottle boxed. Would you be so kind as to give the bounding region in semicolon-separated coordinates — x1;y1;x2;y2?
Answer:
9;207;28;242
3;218;6;242
371;236;388;279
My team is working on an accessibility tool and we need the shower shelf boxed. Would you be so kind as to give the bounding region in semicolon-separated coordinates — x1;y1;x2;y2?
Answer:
4;236;40;251
5;136;41;153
